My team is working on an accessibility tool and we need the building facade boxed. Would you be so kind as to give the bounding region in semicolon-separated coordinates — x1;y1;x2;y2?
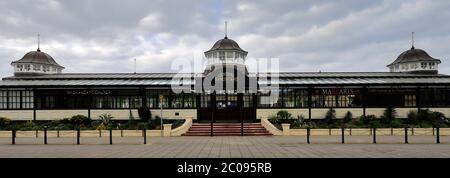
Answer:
1;35;450;122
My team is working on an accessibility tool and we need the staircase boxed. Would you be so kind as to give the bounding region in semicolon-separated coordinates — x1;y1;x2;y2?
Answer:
182;123;273;136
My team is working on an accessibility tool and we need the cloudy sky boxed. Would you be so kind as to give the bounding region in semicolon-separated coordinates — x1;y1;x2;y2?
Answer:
1;0;450;77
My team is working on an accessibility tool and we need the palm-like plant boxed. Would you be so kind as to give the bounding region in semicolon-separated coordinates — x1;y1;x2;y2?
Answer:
98;113;114;129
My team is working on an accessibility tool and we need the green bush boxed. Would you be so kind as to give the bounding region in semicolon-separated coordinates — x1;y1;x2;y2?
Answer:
343;111;352;125
269;110;294;125
66;115;91;127
360;115;377;126
406;110;419;125
324;108;336;126
291;115;306;128
0;117;11;128
381;105;396;124
389;118;403;128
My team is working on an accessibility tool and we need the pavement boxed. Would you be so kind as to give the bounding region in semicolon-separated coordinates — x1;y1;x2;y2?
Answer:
0;136;449;158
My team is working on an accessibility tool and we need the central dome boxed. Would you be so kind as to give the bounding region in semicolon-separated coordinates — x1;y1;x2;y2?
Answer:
206;37;247;53
12;50;64;68
388;47;441;67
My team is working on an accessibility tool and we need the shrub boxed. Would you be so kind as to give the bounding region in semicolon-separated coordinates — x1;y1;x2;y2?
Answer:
98;113;114;128
324;108;336;126
406;110;419;125
360;115;377;125
64;115;91;129
343;111;353;125
430;111;447;127
291;115;306;128
389;118;403;128
0;117;11;128
138;106;151;122
381;105;396;124
269;110;294;125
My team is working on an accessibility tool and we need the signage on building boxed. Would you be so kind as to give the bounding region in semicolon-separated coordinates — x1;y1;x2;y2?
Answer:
66;90;111;95
315;88;356;95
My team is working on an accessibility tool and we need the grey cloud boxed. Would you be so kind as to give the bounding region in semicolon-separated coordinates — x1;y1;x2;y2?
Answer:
0;0;449;78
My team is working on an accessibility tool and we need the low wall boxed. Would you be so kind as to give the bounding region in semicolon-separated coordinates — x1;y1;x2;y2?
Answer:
257;109;309;119
260;117;282;136
0;110;33;120
37;110;88;120
150;109;197;120
91;109;138;120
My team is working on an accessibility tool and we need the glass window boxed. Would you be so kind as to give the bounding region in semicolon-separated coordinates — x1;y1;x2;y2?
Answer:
243;94;253;108
0;90;7;109
93;96;115;109
405;95;416;107
116;96;130;108
200;93;210;108
8;91;21;109
130;96;142;108
183;93;196;108
258;89;282;108
171;93;183;108
21;90;34;109
219;52;225;60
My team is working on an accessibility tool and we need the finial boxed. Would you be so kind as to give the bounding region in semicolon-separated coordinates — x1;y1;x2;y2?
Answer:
224;21;228;39
411;32;415;50
134;58;137;74
37;34;41;52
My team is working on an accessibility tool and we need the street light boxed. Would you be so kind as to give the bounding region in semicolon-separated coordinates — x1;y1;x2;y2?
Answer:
159;95;164;136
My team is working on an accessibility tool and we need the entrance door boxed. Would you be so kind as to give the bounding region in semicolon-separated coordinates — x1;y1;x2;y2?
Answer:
197;93;256;122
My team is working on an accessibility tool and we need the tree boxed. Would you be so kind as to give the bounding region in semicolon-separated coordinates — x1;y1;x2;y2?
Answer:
138;106;152;122
343;111;353;126
381;105;396;124
324;108;336;126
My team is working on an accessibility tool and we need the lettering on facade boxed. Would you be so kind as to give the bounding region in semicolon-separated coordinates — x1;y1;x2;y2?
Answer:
317;88;355;95
66;90;111;95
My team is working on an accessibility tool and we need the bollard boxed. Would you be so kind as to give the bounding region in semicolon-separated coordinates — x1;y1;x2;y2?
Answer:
99;130;102;137
109;128;113;145
57;129;60;138
44;128;47;145
12;130;16;145
404;127;408;144
349;127;352;136
121;129;123;137
341;127;345;144
306;128;310;144
77;129;80;145
436;127;440;144
143;129;147;144
391;128;393;136
373;128;376;144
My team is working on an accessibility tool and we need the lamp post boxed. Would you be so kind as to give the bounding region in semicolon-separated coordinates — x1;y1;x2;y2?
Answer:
159;95;164;136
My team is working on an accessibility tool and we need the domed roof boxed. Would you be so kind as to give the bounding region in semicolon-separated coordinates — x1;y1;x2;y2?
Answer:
205;36;247;53
11;49;64;68
388;47;441;67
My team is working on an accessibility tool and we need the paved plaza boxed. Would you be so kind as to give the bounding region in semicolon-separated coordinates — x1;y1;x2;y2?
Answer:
0;135;449;158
